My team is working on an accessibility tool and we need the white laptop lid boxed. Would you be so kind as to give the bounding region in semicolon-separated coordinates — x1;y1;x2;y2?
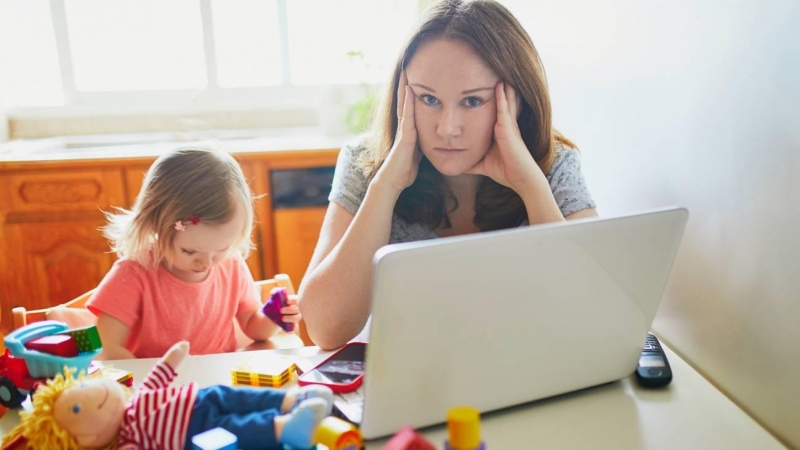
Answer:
358;207;688;439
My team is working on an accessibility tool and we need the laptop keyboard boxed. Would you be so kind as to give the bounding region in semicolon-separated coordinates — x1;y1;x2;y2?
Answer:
334;386;365;424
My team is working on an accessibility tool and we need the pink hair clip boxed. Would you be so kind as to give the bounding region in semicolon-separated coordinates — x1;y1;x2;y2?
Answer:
174;214;200;231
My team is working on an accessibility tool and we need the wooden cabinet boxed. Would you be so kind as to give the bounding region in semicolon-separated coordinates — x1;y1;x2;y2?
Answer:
0;146;340;334
273;207;329;288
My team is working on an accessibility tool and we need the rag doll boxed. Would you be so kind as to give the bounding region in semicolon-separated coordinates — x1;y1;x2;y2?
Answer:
1;340;333;450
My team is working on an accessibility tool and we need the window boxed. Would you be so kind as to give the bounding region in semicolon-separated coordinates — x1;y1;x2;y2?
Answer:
0;0;63;107
64;0;207;91
211;0;283;88
286;0;416;85
0;0;419;115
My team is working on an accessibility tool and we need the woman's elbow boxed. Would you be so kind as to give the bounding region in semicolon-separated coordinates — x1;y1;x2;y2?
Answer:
314;335;348;352
300;303;347;350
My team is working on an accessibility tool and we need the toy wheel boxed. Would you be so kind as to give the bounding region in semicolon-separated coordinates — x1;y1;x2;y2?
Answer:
0;376;25;408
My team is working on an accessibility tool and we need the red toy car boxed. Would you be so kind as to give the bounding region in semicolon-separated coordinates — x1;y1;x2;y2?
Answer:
0;348;42;408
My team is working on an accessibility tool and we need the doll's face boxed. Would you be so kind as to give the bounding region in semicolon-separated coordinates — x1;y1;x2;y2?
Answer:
53;378;127;449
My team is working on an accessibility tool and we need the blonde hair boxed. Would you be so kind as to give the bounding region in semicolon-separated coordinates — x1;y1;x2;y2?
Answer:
103;145;256;267
360;0;575;231
1;367;125;450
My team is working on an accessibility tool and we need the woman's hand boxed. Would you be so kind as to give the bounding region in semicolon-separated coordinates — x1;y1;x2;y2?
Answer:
373;71;422;195
466;82;544;192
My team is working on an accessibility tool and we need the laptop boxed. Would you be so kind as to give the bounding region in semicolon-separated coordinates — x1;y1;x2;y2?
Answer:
334;207;688;440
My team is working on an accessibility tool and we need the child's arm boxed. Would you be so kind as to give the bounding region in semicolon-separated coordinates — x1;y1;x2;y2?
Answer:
237;304;281;341
236;295;302;341
95;313;136;360
233;254;301;341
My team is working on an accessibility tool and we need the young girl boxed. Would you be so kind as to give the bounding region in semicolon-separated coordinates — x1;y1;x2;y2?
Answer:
88;145;300;359
300;0;598;350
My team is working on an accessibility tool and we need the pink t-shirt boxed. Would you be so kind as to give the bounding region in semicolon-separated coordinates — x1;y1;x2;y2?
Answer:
87;254;260;358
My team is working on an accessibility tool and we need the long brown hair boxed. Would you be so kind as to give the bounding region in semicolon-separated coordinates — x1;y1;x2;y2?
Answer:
358;0;574;231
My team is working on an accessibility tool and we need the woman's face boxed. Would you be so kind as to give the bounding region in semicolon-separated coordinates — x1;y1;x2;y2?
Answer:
405;38;500;177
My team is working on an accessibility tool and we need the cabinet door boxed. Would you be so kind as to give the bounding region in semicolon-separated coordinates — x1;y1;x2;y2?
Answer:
124;164;153;207
1;220;116;331
273;207;328;288
0;168;125;333
269;166;335;287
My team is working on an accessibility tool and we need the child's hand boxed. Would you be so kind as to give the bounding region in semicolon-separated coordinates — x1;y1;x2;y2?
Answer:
282;294;302;330
163;340;190;369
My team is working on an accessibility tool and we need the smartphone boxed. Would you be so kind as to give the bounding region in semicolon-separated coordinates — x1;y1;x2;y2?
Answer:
298;342;366;393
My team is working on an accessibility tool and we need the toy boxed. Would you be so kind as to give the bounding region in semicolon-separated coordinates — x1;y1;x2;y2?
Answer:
231;353;297;388
314;416;363;450
23;335;79;357
261;287;295;332
191;427;237;450
0;321;102;409
91;363;134;387
0;340;335;450
445;406;486;450
383;426;436;450
56;324;102;352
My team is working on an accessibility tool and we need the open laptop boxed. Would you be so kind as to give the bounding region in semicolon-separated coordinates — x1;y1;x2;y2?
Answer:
333;207;688;440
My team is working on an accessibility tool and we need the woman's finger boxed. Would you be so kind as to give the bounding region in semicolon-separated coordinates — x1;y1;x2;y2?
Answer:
400;85;416;135
397;71;407;120
495;82;513;128
505;82;521;127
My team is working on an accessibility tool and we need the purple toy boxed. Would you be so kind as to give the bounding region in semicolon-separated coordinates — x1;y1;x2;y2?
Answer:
261;287;295;332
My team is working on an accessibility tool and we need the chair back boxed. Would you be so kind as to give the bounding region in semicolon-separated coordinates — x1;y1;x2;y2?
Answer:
11;289;96;330
254;274;313;346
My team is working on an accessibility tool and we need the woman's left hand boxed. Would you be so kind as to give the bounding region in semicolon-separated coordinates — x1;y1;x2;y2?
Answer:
466;82;544;192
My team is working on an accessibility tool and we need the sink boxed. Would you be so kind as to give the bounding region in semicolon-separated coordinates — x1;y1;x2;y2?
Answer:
5;127;320;155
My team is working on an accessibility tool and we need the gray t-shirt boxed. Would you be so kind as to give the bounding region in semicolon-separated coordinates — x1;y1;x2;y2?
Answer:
328;143;596;244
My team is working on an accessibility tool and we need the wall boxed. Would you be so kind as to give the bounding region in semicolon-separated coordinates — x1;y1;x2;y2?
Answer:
505;0;800;447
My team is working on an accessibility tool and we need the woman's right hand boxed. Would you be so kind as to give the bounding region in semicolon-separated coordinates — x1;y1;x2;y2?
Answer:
373;71;421;195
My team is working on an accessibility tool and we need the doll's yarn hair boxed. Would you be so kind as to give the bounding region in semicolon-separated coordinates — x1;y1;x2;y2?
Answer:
0;367;122;450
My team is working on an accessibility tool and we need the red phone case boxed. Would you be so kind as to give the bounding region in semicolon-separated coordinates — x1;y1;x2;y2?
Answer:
298;342;366;393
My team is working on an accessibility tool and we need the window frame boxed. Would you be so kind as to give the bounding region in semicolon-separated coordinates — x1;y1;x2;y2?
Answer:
7;0;421;121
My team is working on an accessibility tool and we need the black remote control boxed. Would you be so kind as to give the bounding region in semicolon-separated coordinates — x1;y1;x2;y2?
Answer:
635;333;672;387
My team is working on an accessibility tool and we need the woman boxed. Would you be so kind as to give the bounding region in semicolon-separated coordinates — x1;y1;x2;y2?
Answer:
300;0;597;350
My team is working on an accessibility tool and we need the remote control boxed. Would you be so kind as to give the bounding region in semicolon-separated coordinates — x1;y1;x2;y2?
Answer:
635;333;672;387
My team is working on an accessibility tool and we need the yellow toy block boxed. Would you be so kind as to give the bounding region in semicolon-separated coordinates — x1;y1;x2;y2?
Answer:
230;354;297;388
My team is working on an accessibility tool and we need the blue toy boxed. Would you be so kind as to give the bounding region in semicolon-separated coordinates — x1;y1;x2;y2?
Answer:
191;427;237;450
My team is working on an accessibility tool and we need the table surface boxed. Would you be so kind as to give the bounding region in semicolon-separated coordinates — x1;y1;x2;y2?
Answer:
0;344;786;449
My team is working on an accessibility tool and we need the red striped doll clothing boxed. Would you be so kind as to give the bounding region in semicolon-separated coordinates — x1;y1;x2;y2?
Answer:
118;361;198;450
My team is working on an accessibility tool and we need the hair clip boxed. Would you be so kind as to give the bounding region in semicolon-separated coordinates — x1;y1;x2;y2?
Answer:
174;214;200;231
